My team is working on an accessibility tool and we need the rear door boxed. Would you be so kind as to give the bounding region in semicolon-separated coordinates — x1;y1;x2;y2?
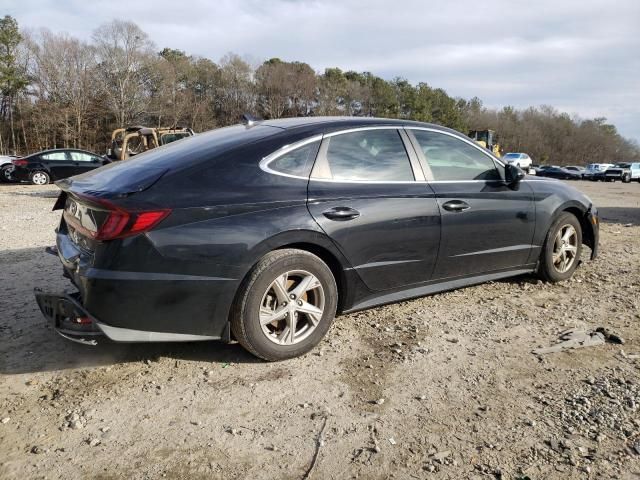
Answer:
406;128;535;279
40;151;74;179
307;127;441;292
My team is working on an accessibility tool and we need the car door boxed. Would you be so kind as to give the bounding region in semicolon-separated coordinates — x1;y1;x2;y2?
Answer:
406;128;536;279
40;151;74;180
307;127;441;292
68;151;103;175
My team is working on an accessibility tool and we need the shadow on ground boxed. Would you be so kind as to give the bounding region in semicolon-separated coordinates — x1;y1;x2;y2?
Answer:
597;206;639;224
0;247;260;376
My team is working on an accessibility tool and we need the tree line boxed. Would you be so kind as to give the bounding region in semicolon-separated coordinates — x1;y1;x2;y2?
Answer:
0;15;638;165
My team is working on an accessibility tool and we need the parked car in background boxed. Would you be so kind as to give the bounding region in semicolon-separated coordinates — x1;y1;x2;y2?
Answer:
503;152;533;169
11;149;110;185
536;166;583;180
36;117;598;361
584;163;614;181
0;155;18;183
564;166;586;178
603;162;640;183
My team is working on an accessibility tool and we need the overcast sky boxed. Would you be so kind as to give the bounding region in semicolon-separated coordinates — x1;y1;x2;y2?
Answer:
7;0;640;141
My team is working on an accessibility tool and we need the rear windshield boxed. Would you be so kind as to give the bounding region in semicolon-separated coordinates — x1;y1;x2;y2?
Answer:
61;125;281;194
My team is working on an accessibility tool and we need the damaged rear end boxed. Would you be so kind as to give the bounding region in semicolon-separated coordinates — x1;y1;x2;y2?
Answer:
36;164;176;344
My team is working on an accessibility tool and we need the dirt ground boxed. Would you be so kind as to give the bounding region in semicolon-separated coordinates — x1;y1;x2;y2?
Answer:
0;180;638;480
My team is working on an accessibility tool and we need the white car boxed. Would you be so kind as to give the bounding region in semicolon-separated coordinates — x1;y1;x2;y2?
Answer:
0;155;18;183
503;152;533;169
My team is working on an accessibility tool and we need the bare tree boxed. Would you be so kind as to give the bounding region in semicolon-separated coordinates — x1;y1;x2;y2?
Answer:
92;20;155;127
28;30;97;148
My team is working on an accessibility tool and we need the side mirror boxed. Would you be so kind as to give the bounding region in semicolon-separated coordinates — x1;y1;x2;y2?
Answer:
505;163;525;186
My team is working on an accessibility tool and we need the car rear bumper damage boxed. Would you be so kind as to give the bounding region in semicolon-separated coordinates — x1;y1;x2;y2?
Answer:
35;289;220;344
34;290;103;345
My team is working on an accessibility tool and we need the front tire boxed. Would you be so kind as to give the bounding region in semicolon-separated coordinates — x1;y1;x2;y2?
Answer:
29;171;50;185
0;164;17;183
622;173;631;183
231;249;338;361
538;212;583;283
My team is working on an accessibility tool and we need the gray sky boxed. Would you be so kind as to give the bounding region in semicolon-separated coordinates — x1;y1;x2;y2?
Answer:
8;0;640;142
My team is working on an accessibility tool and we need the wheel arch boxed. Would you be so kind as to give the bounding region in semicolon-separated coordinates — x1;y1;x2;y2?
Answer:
225;230;360;341
560;204;597;259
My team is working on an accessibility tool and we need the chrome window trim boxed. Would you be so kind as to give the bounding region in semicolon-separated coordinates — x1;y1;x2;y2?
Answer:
259;134;323;180
323;125;404;137
259;125;510;184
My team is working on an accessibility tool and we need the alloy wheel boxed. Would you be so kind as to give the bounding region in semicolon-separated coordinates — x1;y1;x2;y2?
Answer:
259;270;325;345
552;224;578;273
31;172;48;185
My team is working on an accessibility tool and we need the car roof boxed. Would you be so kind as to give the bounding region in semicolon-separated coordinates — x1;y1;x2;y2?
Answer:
259;116;425;129
246;116;473;144
28;148;99;157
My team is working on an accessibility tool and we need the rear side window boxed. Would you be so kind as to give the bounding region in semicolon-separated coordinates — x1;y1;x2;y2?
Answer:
323;129;414;181
42;152;67;161
269;141;320;177
411;130;500;181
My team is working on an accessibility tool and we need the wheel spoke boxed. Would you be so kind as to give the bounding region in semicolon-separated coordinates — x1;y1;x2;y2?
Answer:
561;251;570;271
276;325;292;344
564;244;577;255
270;274;289;302
290;273;320;299
297;301;323;325
561;227;574;243
260;306;287;325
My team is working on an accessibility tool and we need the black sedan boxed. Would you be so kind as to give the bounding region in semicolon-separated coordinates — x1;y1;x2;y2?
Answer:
536;166;583;180
11;148;110;185
35;117;599;360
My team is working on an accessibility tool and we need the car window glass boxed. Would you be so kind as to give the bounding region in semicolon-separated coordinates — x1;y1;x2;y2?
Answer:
324;130;414;181
42;152;67;161
411;130;501;181
69;152;95;162
269;141;319;177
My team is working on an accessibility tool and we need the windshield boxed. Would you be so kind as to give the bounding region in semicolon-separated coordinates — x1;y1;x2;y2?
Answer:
503;153;520;158
614;163;630;168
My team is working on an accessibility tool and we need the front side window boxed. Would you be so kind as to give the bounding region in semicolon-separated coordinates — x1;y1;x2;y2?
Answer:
323;129;414;181
411;130;500;181
269;141;320;177
42;152;67;161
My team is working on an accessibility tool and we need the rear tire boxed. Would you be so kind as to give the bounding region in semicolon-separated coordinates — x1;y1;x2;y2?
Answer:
29;171;50;185
538;212;582;283
230;249;338;361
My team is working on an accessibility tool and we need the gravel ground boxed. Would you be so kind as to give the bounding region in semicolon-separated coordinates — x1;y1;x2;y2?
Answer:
0;180;639;479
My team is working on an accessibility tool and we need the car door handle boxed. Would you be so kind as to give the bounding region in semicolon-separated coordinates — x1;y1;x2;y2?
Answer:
322;207;360;221
442;200;470;212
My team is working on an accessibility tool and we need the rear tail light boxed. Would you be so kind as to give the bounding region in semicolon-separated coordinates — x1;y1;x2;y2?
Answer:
12;159;27;167
66;194;171;241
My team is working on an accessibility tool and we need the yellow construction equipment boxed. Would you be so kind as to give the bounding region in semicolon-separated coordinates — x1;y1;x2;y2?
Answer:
468;129;501;157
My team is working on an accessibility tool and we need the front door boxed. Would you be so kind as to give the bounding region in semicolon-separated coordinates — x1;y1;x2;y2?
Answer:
407;128;535;279
68;151;103;175
307;128;441;292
